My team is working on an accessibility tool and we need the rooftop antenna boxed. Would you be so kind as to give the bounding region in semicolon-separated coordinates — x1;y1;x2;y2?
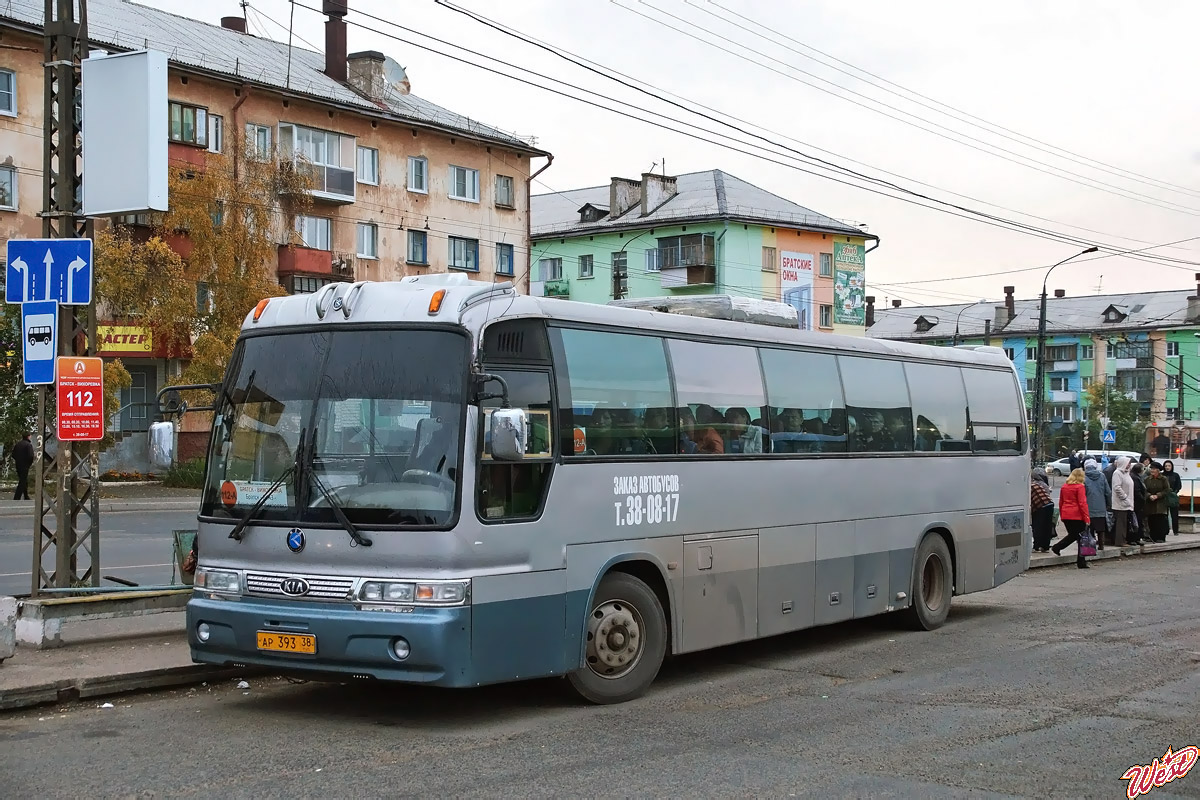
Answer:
1095;274;1103;294
285;0;295;89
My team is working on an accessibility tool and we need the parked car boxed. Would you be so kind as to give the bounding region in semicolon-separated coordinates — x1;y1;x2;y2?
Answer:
1044;450;1141;476
1043;457;1071;476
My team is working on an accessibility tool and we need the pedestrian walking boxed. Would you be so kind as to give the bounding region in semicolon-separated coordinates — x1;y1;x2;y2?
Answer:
1031;468;1055;553
1142;462;1172;543
1163;459;1183;535
1083;459;1111;549
1052;468;1092;569
10;432;33;501
1112;456;1138;547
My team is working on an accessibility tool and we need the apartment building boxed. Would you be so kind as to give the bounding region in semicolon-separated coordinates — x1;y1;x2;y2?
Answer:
866;285;1200;452
0;0;549;444
530;169;877;335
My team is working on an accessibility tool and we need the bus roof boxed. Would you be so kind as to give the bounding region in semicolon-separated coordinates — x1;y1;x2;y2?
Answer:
245;277;1013;370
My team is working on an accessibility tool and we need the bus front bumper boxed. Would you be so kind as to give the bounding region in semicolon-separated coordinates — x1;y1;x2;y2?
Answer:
187;594;474;687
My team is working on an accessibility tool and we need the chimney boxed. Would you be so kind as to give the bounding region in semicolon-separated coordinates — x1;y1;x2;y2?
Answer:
983;318;992;346
609;177;642;218
1054;289;1066;298
1188;273;1200;323
865;295;875;328
993;304;1008;330
1003;285;1015;323
220;16;247;33
348;50;386;100
640;172;678;215
891;299;901;308
323;0;348;82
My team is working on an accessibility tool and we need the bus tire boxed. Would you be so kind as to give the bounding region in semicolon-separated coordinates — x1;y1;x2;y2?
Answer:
567;571;667;705
905;534;953;631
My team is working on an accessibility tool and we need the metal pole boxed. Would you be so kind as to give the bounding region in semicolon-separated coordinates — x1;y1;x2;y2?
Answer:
1179;354;1184;421
1032;288;1048;463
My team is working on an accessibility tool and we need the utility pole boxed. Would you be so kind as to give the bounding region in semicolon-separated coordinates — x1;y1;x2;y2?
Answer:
1031;246;1098;463
1179;354;1185;421
32;0;98;595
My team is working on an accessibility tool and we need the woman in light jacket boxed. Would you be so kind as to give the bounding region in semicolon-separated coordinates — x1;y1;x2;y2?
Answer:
1111;457;1137;547
1052;468;1091;568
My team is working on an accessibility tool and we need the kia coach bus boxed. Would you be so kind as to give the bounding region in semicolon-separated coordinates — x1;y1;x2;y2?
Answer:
185;276;1029;704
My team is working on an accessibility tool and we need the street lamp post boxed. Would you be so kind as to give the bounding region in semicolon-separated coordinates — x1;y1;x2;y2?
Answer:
952;299;986;346
1032;246;1099;463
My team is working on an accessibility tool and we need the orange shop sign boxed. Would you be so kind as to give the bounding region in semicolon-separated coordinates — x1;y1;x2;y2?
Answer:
97;325;153;353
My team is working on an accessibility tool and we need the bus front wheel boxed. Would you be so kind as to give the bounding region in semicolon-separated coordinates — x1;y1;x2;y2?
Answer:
905;534;953;631
568;571;667;705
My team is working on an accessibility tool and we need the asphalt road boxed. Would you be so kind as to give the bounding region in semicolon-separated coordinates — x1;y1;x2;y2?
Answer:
3;552;1199;797
0;510;199;596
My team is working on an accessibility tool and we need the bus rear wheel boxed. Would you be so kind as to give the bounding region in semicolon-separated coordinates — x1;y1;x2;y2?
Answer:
567;572;667;705
905;534;953;631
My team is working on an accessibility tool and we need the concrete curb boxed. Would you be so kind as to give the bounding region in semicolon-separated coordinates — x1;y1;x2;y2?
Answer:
0;664;263;712
0;500;199;518
1029;535;1200;569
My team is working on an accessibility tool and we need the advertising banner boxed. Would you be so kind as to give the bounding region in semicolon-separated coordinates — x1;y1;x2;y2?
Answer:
833;242;866;326
780;251;814;330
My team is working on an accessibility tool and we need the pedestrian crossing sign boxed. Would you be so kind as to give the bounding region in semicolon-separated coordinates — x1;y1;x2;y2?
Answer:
1101;429;1116;444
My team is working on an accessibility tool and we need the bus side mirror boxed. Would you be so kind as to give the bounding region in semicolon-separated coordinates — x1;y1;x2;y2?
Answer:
490;408;528;462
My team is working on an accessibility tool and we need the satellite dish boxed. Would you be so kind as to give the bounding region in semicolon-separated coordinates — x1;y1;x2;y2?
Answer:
382;57;410;96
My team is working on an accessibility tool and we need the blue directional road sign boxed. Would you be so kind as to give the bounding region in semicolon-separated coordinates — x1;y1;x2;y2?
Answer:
21;300;58;385
5;238;93;306
1101;429;1117;445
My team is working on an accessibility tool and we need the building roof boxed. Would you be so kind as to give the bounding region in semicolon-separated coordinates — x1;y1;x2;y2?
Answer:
867;289;1198;341
0;0;543;152
531;169;874;239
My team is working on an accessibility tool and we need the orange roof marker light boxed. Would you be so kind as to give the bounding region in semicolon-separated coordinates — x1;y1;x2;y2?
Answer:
252;298;270;323
428;289;447;316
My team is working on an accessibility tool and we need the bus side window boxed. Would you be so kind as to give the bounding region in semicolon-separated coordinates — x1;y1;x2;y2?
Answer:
667;340;766;457
477;369;555;521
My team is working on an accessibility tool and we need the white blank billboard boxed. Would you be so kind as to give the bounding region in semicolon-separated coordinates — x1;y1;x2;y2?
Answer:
82;49;168;216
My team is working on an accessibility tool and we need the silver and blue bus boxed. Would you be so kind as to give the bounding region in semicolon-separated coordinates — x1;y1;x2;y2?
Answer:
187;275;1030;704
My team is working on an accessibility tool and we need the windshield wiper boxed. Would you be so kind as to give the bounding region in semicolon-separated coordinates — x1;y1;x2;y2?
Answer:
303;426;372;547
228;463;295;542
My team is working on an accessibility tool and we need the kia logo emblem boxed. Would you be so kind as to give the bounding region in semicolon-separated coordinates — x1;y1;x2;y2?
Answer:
280;577;310;596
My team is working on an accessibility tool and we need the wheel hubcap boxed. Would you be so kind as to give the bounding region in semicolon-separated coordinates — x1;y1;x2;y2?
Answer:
585;599;643;679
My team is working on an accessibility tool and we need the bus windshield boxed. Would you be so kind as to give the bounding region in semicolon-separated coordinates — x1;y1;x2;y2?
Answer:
200;328;467;528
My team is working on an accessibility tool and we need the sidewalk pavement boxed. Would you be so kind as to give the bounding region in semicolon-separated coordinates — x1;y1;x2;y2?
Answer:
2;533;1198;713
0;483;201;517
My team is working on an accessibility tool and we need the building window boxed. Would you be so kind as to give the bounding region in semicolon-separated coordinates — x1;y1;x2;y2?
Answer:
1080;344;1094;360
819;252;833;277
819;304;833;328
1167;407;1178;420
278;123;355;200
1046;344;1077;362
246;123;272;159
407;156;427;193
356;146;379;185
1106;343;1115;359
196;281;213;314
207;114;223;153
0;166;16;210
449;165;480;202
1004;347;1015;361
578;254;594;279
356;223;378;258
292;275;332;294
1168;374;1181;391
1050;377;1069;391
1167;341;1180;357
495;174;515;208
762;246;776;272
1081;376;1094;389
496;243;514;276
1049;405;1075;423
1027;346;1039;362
407;230;427;264
448;236;479;271
0;69;15;116
1026;378;1034;392
538;257;563;281
294;215;332;250
169;101;208;147
645;249;660;272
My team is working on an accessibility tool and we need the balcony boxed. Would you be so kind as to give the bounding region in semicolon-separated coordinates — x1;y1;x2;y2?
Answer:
544;279;570;298
168;142;206;171
278;244;333;276
1049;390;1077;403
280;161;356;205
1051;360;1078;373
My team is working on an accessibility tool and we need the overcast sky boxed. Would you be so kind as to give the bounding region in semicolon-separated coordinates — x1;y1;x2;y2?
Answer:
140;0;1200;308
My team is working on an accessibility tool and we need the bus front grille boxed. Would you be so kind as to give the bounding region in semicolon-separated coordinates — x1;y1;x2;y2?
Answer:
245;572;356;601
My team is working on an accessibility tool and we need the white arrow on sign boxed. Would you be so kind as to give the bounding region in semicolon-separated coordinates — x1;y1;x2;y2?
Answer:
67;255;87;304
10;256;28;301
43;249;54;303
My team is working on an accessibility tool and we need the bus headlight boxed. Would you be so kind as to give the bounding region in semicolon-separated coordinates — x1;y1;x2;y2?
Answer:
194;568;240;594
356;579;468;606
